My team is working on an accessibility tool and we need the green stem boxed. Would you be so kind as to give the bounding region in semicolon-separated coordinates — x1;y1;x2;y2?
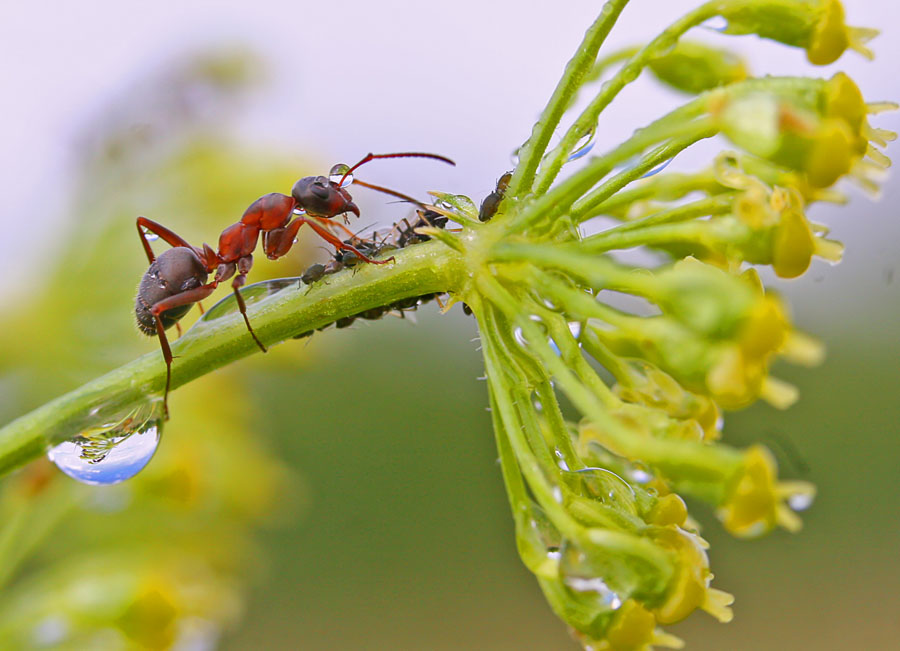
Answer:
509;111;713;233
0;242;466;477
570;126;719;222
531;2;720;194
579;216;731;254
509;0;632;200
594;168;725;216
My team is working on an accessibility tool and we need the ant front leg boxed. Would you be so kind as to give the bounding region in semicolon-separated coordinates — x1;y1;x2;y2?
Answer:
136;216;198;264
149;282;220;418
306;217;395;265
229;255;267;353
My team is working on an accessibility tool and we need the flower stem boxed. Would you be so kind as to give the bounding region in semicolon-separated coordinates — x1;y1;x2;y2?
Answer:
0;242;466;477
509;0;632;200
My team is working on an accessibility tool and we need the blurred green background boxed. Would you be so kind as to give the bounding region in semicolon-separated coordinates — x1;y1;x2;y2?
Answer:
1;2;899;649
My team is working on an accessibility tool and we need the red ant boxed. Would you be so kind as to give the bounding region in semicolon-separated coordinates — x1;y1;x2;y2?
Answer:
134;151;454;416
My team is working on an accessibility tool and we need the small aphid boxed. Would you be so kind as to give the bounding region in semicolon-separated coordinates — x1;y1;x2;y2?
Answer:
478;171;513;222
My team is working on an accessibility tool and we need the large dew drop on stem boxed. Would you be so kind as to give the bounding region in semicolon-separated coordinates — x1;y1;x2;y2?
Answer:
47;400;163;485
195;278;300;324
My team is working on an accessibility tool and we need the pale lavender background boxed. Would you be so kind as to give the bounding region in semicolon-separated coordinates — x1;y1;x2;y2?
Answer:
1;0;898;321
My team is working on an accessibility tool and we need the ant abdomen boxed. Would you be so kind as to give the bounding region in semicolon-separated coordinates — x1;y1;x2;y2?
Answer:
135;248;208;335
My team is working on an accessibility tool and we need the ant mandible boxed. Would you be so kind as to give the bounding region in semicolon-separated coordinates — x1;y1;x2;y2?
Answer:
134;151;454;416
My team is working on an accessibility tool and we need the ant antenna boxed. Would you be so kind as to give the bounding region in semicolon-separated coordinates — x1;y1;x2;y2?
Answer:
340;151;455;186
352;179;430;210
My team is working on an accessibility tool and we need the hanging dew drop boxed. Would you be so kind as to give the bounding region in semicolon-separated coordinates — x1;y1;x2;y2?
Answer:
567;126;597;162
142;228;160;242
641;155;675;178
329;163;353;187
788;492;815;511
46;401;163;485
702;16;729;32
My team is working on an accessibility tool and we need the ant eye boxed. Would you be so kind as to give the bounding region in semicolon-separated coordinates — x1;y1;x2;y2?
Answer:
309;183;330;200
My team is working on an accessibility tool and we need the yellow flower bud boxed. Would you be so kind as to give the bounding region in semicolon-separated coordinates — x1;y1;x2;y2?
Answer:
648;494;688;527
718;445;814;537
806;0;849;65
652;527;734;625
719;0;874;66
605;599;658;650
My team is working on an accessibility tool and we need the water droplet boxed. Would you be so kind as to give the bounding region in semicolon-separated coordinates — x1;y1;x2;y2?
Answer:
515;502;563;575
567;126;597;162
141;228;160;242
568;321;583;340
552;486;564;503
510;148;521;166
47;401;163;485
513;326;527;347
559;540;623;611
32;615;69;646
702;16;729;32
641;155;674;178
196;277;299;324
329;163;353;187
292;207;307;216
630;468;652;484
568;466;637;507
788;492;814;511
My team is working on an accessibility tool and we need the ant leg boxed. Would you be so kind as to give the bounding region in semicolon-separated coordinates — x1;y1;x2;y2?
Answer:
263;218;305;260
306;217;394;265
136;217;198;264
231;255;267;353
152;316;174;419
149;282;220;417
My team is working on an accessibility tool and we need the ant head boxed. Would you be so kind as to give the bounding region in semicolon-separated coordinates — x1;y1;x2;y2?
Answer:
291;176;360;219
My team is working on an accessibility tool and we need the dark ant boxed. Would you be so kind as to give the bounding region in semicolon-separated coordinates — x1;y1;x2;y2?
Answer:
135;151;454;416
478;171;513;222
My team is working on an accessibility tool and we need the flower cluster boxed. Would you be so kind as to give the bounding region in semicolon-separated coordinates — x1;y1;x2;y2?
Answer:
428;1;893;648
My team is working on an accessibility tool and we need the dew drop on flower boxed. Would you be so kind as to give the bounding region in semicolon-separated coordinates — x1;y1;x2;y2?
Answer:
516;502;563;575
702;16;729;32
31;615;69;647
559;541;624;611
47;401;163;485
567;321;583;339
513;326;528;347
630;468;652;484
788;492;815;511
568;127;597;162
